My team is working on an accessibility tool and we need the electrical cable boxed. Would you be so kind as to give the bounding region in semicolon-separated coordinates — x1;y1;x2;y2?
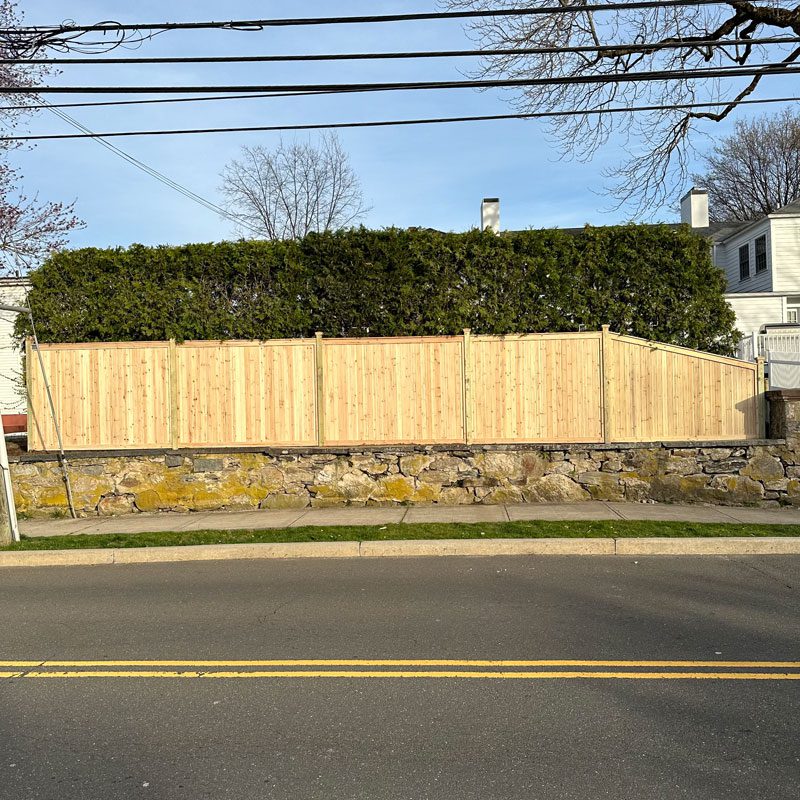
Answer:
4;60;800;95
41;103;264;234
6;36;800;65
6;95;800;142
0;2;743;35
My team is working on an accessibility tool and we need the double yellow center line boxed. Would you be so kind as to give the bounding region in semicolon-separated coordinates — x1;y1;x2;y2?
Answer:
0;660;798;680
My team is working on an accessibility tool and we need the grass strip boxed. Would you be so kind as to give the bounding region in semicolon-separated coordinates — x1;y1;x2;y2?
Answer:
4;519;800;551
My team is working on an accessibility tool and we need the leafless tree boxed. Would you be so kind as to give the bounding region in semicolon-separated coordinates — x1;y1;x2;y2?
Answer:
694;108;800;221
0;1;82;274
442;1;800;214
219;134;369;240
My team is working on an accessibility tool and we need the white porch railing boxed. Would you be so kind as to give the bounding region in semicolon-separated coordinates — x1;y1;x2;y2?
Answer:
736;332;800;362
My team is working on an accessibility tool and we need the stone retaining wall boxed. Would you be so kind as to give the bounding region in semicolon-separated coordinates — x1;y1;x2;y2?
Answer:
10;438;800;517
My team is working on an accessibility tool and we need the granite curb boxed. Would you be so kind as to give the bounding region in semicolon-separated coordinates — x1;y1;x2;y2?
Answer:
1;536;798;568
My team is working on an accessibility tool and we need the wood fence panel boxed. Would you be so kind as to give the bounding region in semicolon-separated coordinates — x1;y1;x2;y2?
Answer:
321;337;465;445
26;331;763;451
604;334;759;442
28;343;171;450
469;334;604;443
174;340;317;447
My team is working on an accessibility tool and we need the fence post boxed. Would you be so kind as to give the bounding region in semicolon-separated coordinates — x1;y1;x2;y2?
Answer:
462;328;473;445
756;356;766;437
600;325;611;444
315;332;325;446
168;339;180;450
25;336;35;451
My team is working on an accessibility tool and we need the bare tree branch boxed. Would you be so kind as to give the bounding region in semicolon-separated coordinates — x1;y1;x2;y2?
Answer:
0;1;82;274
441;0;800;215
694;106;800;220
219;133;369;240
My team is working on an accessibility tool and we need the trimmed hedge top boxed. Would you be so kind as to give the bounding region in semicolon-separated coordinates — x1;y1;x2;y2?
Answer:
18;225;738;354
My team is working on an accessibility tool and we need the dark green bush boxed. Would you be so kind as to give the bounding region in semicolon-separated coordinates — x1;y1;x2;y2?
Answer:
17;225;738;354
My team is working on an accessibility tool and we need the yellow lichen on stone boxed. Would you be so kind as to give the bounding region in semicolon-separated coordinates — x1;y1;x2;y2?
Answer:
374;476;415;502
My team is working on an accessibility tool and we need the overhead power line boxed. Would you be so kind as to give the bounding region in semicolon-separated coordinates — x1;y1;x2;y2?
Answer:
42;103;262;234
7;36;800;65
4;61;800;95
0;90;337;112
0;2;736;35
6;95;799;142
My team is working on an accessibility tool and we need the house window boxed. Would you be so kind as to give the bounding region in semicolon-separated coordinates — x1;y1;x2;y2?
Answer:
755;235;768;273
739;244;750;281
787;297;800;324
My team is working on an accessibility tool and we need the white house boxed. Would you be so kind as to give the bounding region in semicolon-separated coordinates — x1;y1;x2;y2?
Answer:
0;277;29;430
680;188;800;358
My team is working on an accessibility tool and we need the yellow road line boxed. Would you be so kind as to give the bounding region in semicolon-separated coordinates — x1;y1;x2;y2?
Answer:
6;670;800;680
0;660;798;668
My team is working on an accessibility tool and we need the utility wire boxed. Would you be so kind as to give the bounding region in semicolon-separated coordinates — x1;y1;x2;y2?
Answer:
7;95;800;142
0;2;740;35
41;103;263;235
4;61;800;95
7;36;800;65
0;90;338;112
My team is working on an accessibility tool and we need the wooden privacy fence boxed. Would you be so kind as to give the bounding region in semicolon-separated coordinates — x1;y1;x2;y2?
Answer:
26;329;765;451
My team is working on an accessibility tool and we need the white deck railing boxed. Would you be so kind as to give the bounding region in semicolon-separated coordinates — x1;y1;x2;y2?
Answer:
737;332;800;362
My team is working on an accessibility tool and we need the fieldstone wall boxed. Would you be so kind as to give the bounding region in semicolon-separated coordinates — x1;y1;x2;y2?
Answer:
10;438;800;518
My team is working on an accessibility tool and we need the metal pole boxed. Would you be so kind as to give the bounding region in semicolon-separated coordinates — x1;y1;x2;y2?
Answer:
26;309;77;519
0;411;20;543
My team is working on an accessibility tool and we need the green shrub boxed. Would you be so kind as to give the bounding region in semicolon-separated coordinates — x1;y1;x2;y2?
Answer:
17;224;738;354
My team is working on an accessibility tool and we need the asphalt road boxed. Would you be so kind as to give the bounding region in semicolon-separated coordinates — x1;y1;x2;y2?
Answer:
0;555;798;799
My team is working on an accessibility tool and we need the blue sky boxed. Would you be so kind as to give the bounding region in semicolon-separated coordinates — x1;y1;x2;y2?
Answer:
10;1;799;249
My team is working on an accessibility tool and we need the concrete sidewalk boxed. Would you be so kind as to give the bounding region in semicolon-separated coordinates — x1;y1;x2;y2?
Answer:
19;501;800;539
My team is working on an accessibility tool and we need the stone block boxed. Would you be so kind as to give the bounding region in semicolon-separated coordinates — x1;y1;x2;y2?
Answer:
98;494;136;516
522;474;590;503
740;454;784;482
261;491;310;510
664;456;698;475
430;456;471;473
282;464;316;485
373;475;416;503
482;485;525;505
438;487;474;505
338;471;376;502
193;458;224;473
649;474;711;504
545;461;575;476
399;455;434;477
349;455;389;475
621;449;660;477
521;452;546;479
417;470;457;486
703;459;748;474
709;475;764;504
621;477;651;502
475;452;523;480
165;454;184;468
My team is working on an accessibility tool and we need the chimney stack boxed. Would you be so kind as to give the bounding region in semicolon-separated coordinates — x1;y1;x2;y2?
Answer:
481;197;500;233
680;187;709;229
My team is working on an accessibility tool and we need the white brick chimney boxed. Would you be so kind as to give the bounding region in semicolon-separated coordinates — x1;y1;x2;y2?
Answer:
481;197;500;233
680;187;709;229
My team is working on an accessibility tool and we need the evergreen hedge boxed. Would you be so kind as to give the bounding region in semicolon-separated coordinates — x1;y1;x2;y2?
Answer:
18;225;739;354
